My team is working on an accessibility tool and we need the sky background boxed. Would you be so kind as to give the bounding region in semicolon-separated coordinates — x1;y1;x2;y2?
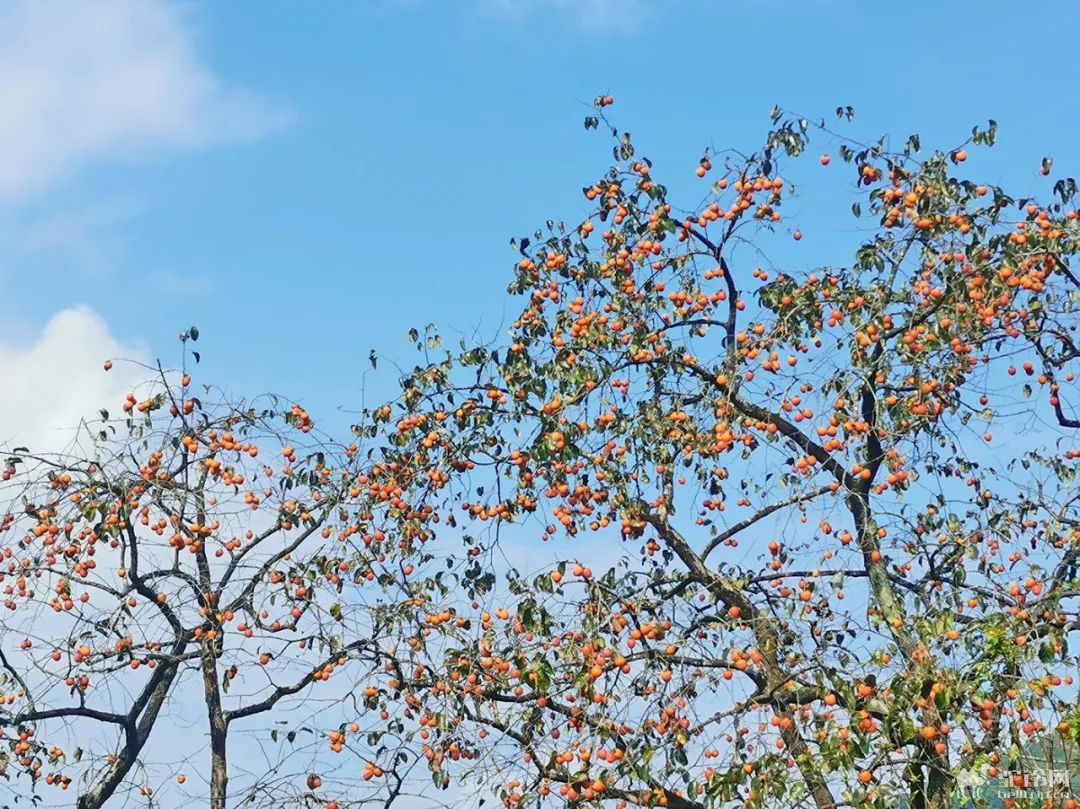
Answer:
3;0;1080;455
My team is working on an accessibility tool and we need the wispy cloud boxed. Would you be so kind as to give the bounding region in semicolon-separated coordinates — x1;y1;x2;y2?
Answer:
0;0;290;201
480;0;650;33
148;268;215;297
0;196;144;278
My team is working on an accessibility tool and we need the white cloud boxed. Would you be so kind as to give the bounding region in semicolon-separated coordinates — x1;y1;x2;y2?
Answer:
148;267;215;297
0;307;150;456
0;196;144;279
481;0;650;33
0;0;289;200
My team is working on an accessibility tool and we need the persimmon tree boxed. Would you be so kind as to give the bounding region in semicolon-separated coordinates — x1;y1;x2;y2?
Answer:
6;102;1080;809
375;101;1080;809
0;333;462;809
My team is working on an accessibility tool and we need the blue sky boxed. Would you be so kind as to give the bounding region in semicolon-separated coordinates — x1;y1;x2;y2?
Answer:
3;0;1080;446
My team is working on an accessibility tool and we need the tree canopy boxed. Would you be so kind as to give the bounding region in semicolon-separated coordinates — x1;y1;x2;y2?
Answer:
3;101;1079;809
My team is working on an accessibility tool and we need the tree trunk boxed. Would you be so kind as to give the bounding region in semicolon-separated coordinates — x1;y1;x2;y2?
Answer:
76;659;180;809
780;718;841;809
200;638;229;809
193;491;228;809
